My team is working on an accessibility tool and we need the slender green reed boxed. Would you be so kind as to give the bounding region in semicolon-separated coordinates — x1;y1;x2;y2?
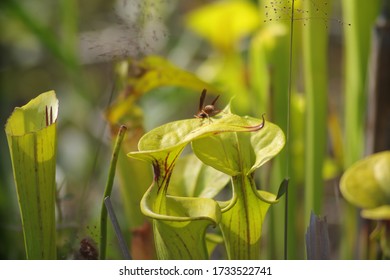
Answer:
100;125;127;260
302;0;329;227
341;0;380;259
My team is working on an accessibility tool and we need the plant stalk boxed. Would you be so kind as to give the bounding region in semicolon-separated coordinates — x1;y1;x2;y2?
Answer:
100;125;127;259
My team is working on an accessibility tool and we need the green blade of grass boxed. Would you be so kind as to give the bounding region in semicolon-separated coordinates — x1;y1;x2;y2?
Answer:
342;0;380;168
99;125;127;260
341;0;380;259
302;0;329;225
255;0;300;259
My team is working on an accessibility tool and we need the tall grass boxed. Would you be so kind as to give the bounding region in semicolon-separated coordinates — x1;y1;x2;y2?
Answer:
340;0;380;259
302;0;329;228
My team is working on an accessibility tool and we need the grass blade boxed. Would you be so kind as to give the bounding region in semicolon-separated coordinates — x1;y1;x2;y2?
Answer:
302;0;329;224
99;125;127;259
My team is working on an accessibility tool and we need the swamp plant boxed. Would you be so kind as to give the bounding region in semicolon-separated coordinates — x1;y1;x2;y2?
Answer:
129;105;286;259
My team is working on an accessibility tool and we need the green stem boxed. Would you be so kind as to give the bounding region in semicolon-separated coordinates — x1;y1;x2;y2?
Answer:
302;0;329;224
284;0;295;260
341;0;380;259
99;125;127;260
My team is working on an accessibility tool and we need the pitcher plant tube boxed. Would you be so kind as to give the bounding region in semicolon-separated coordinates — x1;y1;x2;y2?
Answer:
128;101;285;260
5;90;58;259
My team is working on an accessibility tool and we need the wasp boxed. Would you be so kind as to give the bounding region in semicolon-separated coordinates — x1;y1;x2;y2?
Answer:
194;89;221;120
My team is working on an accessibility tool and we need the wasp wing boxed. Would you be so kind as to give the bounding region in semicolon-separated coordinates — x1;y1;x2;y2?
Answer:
198;89;207;111
211;95;220;106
